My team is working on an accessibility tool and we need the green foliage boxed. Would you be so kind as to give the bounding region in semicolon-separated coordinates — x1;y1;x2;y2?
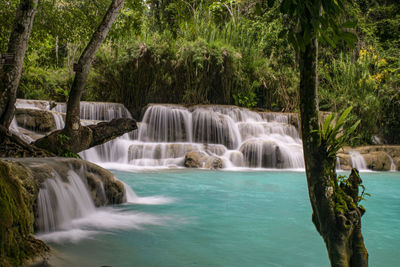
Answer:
338;173;370;204
56;134;80;158
318;107;360;157
233;91;257;108
1;0;398;145
278;0;358;53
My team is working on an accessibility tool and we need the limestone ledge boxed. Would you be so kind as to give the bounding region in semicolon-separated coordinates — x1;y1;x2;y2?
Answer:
338;145;400;171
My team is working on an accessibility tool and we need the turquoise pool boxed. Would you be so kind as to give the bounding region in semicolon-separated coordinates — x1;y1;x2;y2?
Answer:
46;170;400;266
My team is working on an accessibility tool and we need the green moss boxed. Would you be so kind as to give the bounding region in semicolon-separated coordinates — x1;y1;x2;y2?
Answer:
0;160;48;267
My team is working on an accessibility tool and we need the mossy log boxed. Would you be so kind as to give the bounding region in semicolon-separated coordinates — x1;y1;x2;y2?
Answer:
33;118;137;156
0;126;54;158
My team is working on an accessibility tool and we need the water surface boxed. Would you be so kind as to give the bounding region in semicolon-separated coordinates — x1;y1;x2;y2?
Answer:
47;170;400;266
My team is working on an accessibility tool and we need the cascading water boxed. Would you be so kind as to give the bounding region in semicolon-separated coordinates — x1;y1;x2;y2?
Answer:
37;169;96;232
386;153;397;172
53;101;132;121
18;99;382;170
35;164;173;243
80;104;305;169
349;151;368;170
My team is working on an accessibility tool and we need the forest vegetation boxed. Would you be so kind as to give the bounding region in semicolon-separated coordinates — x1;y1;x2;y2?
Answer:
0;0;399;145
1;1;399;266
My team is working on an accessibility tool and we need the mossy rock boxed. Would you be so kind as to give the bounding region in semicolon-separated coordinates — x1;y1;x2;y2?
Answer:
0;160;49;267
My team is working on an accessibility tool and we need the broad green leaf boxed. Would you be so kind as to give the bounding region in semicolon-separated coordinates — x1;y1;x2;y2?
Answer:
322;113;334;138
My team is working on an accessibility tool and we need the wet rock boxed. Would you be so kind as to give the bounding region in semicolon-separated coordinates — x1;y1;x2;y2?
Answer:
337;153;352;170
0;160;50;266
340;145;400;171
5;158;126;207
240;140;281;168
15;108;57;133
363;152;392;171
184;151;223;169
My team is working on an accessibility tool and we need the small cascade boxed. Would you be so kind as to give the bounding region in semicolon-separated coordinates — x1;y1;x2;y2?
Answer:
37;169;96;232
34;161;173;243
123;183;174;205
349;151;367;170
336;157;341;171
16;99;51;110
53;101;131;121
80;104;305;169
52;112;65;130
138;105;192;142
9;117;34;143
386;153;397;172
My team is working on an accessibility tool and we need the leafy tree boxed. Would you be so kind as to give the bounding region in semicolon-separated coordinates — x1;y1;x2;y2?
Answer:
34;0;138;156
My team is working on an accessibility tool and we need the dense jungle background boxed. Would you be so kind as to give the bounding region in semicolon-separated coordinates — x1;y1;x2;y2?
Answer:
1;0;399;144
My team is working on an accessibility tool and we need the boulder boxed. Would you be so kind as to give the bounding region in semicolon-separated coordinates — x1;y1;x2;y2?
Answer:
337;153;352;170
184;151;223;169
240;140;281;168
363;151;392;171
10;157;126;206
15;108;57;133
0;160;49;267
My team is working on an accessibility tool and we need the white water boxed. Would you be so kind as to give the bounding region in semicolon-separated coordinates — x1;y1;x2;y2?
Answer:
123;182;175;205
15;99;387;171
82;104;305;170
349;151;368;170
52;112;65;130
36;167;172;243
53;101;132;121
37;170;96;233
386;153;397;172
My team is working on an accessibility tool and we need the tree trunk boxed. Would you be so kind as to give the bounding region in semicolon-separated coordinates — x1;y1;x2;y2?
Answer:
0;125;54;158
0;0;38;129
299;23;368;267
34;118;137;156
64;0;125;132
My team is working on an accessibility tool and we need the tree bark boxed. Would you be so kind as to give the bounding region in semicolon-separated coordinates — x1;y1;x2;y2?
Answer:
0;0;38;129
298;17;368;267
0;125;54;158
34;118;137;155
65;0;125;132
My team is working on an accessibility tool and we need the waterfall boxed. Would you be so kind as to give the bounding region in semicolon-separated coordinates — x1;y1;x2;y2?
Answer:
14;99;305;169
53;101;131;121
35;164;173;243
37;169;96;232
386;153;397;172
80;104;305;170
52;112;65;130
349;151;367;170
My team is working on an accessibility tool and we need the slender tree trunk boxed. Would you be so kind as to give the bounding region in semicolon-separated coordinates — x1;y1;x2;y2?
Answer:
0;0;38;129
299;17;368;267
64;0;125;132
